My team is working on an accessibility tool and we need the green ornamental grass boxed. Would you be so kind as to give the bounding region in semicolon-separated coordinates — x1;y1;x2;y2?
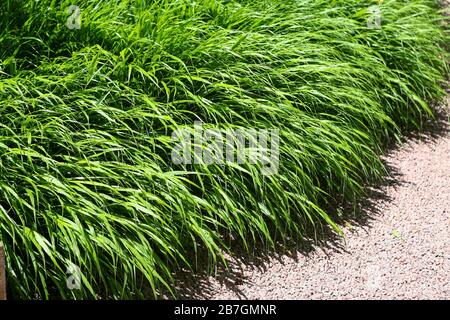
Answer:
0;0;448;298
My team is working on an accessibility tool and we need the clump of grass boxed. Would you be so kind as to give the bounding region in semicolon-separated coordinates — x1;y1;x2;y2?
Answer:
0;0;448;299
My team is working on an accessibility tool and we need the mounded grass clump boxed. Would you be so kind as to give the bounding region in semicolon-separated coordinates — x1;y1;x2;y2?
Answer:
0;0;448;298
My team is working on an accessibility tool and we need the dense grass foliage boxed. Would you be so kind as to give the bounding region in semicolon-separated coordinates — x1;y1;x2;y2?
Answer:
0;0;448;298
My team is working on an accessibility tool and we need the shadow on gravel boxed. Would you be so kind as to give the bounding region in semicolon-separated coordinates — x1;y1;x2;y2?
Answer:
170;170;401;299
170;102;449;300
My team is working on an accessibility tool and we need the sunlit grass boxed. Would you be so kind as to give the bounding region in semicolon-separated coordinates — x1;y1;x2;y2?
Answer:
0;0;448;299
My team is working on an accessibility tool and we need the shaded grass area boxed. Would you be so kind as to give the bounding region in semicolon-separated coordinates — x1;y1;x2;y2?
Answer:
0;0;448;298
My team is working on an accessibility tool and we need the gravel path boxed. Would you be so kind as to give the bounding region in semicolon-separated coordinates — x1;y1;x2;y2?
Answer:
179;97;450;300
